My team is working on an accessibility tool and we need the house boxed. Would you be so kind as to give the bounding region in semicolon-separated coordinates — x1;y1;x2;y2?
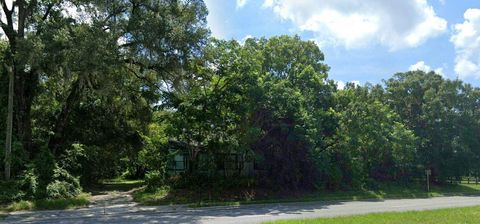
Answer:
167;140;255;176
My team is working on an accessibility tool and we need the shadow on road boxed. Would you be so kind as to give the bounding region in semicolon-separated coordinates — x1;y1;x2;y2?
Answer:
3;198;346;223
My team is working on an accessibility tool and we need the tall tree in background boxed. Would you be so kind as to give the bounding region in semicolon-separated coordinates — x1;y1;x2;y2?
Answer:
332;84;416;186
0;0;208;148
0;0;42;155
385;71;480;182
0;0;208;182
4;64;12;180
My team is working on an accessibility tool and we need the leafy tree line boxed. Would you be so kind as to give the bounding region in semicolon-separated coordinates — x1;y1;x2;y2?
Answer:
1;0;480;202
0;0;208;201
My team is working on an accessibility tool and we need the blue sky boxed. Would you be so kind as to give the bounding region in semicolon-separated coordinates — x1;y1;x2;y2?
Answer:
204;0;480;87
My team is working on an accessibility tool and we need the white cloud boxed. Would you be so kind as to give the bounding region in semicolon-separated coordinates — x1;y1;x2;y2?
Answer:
336;80;361;90
409;61;432;72
240;34;254;44
262;0;447;50
336;81;346;90
451;8;480;79
236;0;249;8
409;61;445;76
434;68;445;77
351;80;361;86
61;2;96;24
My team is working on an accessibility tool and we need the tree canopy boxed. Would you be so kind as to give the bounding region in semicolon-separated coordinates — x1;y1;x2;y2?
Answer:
2;0;480;202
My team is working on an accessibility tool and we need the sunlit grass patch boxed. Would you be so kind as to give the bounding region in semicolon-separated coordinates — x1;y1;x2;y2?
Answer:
132;186;170;205
265;205;480;224
3;193;90;212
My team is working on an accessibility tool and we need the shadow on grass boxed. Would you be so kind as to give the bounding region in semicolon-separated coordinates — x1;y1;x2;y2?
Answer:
133;182;480;208
85;179;145;195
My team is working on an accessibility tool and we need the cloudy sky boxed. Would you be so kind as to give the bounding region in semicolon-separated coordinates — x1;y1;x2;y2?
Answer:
204;0;480;87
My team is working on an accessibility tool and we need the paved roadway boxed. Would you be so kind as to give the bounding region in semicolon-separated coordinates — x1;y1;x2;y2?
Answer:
3;196;480;224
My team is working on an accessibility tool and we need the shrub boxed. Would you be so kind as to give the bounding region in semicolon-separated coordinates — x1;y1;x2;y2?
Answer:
59;144;86;175
19;166;39;199
46;180;81;199
46;167;82;199
18;149;82;200
145;170;165;191
0;180;25;203
33;149;56;198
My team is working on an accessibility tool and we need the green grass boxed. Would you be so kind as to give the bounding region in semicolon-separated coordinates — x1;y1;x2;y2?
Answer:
0;193;91;212
265;205;480;224
101;178;145;185
86;178;145;194
133;182;480;207
132;186;171;205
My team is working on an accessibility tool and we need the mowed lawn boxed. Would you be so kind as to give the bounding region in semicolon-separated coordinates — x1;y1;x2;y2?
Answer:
266;206;480;224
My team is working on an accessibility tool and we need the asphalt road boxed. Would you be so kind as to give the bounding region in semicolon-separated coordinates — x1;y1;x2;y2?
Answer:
3;196;480;224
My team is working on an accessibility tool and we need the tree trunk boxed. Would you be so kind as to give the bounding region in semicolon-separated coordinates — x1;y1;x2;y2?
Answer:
48;79;81;156
1;0;38;158
4;65;13;180
14;69;36;156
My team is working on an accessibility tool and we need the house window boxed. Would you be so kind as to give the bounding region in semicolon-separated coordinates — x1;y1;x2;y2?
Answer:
172;154;186;172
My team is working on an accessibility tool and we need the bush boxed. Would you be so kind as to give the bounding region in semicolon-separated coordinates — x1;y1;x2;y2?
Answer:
46;167;82;199
145;170;165;191
18;149;82;200
0;180;25;203
19;166;39;199
33;149;56;198
46;180;81;199
59;144;86;175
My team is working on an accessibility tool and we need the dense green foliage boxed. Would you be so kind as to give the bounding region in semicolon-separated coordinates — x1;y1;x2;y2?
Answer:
2;0;480;204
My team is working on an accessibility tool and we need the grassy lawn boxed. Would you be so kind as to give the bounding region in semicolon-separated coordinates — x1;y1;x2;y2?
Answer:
97;178;144;191
0;193;91;213
132;186;171;205
84;178;145;196
0;178;144;215
133;182;480;207
265;205;480;224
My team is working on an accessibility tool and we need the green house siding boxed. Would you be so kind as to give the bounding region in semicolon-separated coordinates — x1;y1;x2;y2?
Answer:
167;152;254;176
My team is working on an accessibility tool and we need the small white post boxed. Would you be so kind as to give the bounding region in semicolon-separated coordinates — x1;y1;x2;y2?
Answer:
426;169;431;196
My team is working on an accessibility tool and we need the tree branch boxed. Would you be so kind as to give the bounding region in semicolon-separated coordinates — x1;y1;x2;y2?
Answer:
41;3;54;21
17;0;26;37
1;0;15;41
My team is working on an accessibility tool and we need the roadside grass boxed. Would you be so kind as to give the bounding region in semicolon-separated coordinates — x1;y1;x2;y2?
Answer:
0;193;91;213
101;178;145;186
132;186;171;205
264;205;480;224
0;178;144;214
98;178;145;191
133;182;480;207
85;178;145;195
